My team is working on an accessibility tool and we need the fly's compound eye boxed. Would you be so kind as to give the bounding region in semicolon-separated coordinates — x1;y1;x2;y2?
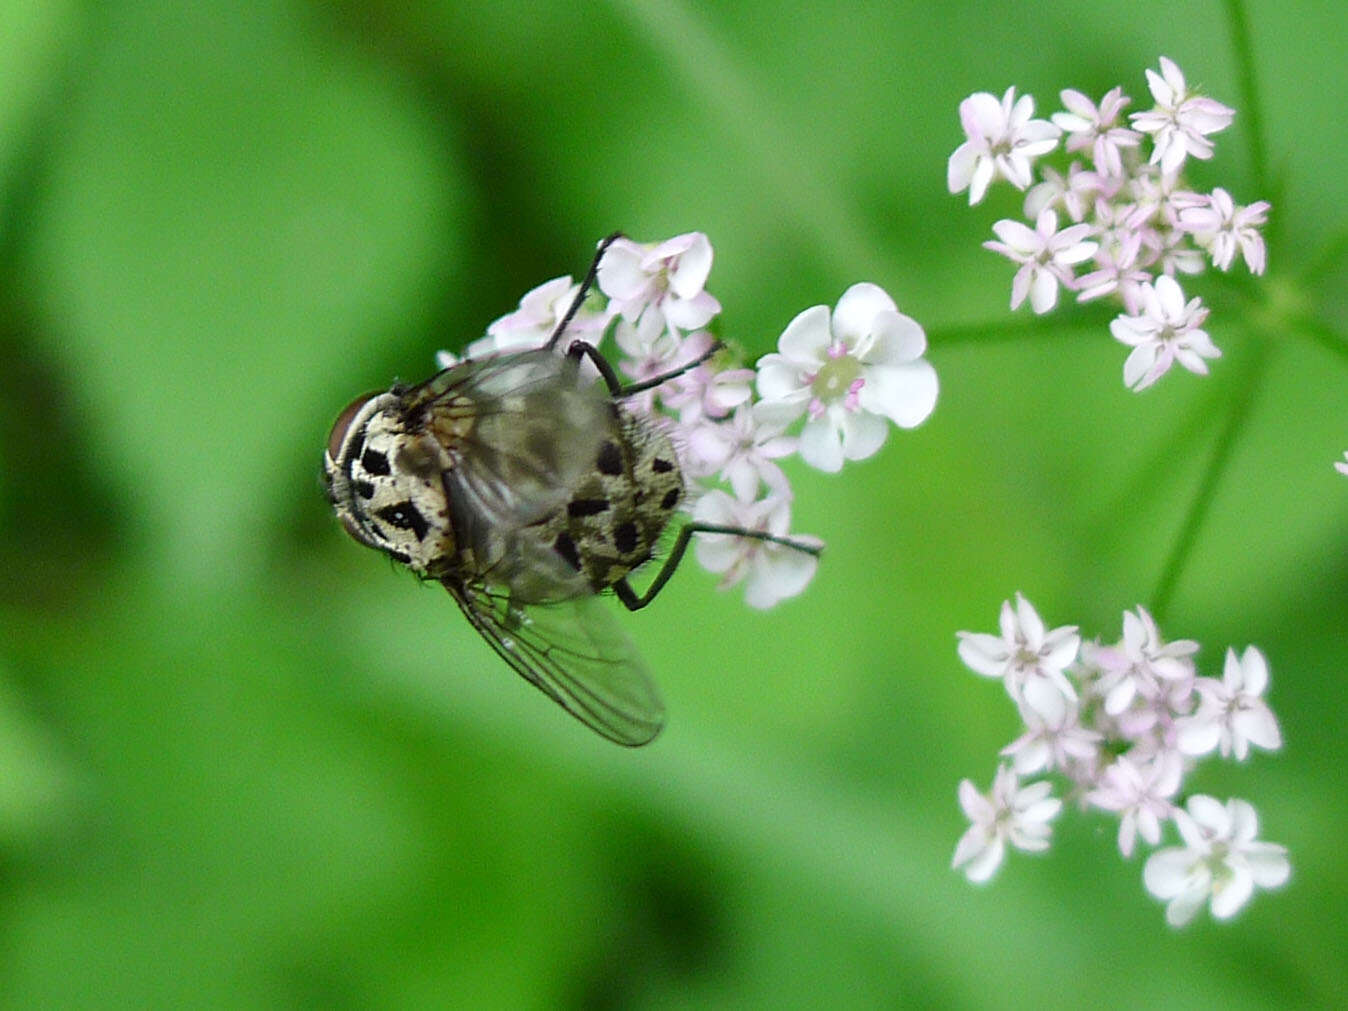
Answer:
326;391;382;463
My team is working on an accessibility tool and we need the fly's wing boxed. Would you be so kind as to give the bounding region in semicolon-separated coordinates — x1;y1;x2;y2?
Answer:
407;350;613;528
446;579;665;747
406;350;616;600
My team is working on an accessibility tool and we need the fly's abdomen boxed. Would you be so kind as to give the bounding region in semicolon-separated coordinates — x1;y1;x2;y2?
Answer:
543;408;685;593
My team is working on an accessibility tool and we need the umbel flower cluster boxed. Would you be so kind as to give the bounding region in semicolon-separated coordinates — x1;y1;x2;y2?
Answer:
952;594;1290;926
438;232;939;607
948;57;1270;392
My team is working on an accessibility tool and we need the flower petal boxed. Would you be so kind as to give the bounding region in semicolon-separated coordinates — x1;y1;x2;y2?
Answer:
865;310;928;365
1210;865;1254;919
857;362;939;429
798;416;845;473
832;283;897;344
839;409;889;461
957;632;1011;678
776;304;832;365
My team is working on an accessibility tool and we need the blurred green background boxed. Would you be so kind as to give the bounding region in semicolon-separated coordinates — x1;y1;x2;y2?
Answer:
2;0;1345;1006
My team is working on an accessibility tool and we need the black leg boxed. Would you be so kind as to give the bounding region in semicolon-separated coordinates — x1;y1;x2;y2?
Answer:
613;522;823;611
566;337;723;399
545;231;624;351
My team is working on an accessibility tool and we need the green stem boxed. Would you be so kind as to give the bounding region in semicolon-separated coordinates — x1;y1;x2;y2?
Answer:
1223;0;1270;201
1150;339;1269;621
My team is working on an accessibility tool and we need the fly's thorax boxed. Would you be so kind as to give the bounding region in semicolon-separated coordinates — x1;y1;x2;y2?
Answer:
324;389;457;574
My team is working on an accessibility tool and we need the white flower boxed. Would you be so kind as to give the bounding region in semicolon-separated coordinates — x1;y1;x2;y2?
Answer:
1145;225;1208;278
482;275;608;355
952;766;1062;883
1177;646;1282;760
755;283;938;473
659;331;754;425
691;491;822;609
614;307;685;408
1000;701;1102;777
1074;230;1152;312
1337;451;1348;476
1023;162;1109;223
1176;187;1270;274
1130;57;1235;174
682;404;796;499
1086;752;1182;858
597;232;721;332
1143;795;1290;926
1051;86;1142;178
957;593;1081;722
1109;275;1219;390
948;87;1061;204
984;209;1098;313
1092;606;1199;717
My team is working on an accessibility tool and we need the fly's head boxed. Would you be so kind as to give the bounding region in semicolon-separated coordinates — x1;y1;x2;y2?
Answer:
324;389;456;575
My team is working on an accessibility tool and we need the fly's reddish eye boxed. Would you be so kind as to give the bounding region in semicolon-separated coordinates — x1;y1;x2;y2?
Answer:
326;392;380;462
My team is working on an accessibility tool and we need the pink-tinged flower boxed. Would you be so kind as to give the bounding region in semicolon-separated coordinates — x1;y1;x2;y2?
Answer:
614;307;684;396
1177;646;1282;760
1075;230;1152;312
659;331;753;425
755;283;938;473
691;491;822;609
952;766;1062;883
1086;752;1182;858
984;209;1098;314
948;87;1061;205
1130;57;1235;174
1143;795;1290;926
957;593;1081;722
683;404;796;499
1176;188;1270;274
1023;162;1101;223
482;275;608;355
1144;226;1207;277
597;232;721;332
1090;606;1199;717
1000;701;1102;778
1336;451;1348;476
1123;164;1186;235
1109;275;1219;391
1051;86;1142;178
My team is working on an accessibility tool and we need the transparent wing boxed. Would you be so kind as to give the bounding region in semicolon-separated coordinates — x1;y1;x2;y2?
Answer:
406;350;617;601
446;579;665;747
407;350;614;529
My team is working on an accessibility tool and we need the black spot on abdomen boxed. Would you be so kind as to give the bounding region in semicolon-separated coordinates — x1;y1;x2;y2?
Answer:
597;441;623;476
554;531;582;570
613;520;638;555
567;497;610;518
661;487;681;510
651;456;675;473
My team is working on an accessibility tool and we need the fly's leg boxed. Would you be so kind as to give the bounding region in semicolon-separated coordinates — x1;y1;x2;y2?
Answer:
565;338;721;399
545;231;624;351
612;524;824;611
546;231;724;396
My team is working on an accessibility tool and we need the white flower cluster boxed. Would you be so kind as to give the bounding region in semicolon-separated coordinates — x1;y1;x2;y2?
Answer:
952;593;1290;926
438;232;939;608
947;58;1271;392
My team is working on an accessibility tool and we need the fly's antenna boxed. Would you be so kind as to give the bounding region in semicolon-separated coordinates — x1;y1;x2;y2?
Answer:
545;231;624;351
